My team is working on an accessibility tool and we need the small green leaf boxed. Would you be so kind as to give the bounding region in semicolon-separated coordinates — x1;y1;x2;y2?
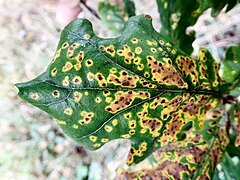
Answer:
16;15;235;179
98;0;135;35
220;46;240;84
156;0;239;54
213;152;240;180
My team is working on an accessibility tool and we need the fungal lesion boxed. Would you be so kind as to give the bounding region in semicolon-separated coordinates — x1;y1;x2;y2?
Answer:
107;71;139;88
95;73;107;87
78;111;94;125
73;91;82;102
147;56;188;88
138;103;162;137
176;55;199;87
105;91;150;114
117;45;135;64
66;43;80;58
126;142;148;165
62;61;73;72
30;92;39;100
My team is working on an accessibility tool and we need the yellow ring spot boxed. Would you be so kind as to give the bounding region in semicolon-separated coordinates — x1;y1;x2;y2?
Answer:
72;76;82;85
89;136;97;142
104;125;113;132
51;68;57;76
73;124;78;129
101;138;109;143
112;119;118;126
31;93;39;100
64;107;73;115
52;90;60;98
85;59;93;67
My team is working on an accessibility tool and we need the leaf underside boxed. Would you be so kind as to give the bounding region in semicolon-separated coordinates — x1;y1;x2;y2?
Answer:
16;15;239;179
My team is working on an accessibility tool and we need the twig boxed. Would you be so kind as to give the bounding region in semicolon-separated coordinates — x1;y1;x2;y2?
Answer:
80;0;101;20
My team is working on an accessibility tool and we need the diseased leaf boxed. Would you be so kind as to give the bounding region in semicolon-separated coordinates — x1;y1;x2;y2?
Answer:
116;104;229;179
156;0;239;54
98;0;135;35
16;15;237;179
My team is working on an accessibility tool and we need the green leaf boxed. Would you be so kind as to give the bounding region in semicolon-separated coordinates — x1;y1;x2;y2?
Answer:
98;0;135;35
156;0;239;54
156;0;200;54
16;15;232;178
199;0;238;17
220;46;240;84
213;152;240;180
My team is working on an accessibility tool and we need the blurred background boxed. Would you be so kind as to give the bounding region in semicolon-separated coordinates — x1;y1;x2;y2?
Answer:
0;0;239;179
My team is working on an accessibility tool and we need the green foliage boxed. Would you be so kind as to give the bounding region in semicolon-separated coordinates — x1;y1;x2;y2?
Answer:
16;14;240;179
156;0;239;54
98;0;135;35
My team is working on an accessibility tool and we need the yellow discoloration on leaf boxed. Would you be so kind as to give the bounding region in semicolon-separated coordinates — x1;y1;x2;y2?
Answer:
52;90;60;98
234;109;240;147
55;119;66;125
67;43;80;58
121;134;131;138
112;119;118;126
105;91;150;113
61;42;69;49
124;112;132;119
87;72;94;81
62;62;73;72
89;135;97;142
110;67;117;74
176;55;199;86
95;97;102;103
95;73;107;87
147;40;157;46
108;71;139;88
64;107;73;115
51;68;57;76
62;76;70;86
51;48;61;63
101;138;109;143
127;142;148;165
72;76;82;85
73;124;78;129
133;57;141;65
93;143;101;148
117;45;135;64
129;120;136;129
75;51;84;63
147;56;188;87
104;125;113;132
105;97;112;103
78;111;94;125
31;93;39;100
104;45;116;57
137;64;144;71
138;103;162;137
135;47;142;54
131;38;138;44
129;129;135;135
103;90;111;97
84;34;91;40
85;59;93;67
73;91;82;102
150;48;157;53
